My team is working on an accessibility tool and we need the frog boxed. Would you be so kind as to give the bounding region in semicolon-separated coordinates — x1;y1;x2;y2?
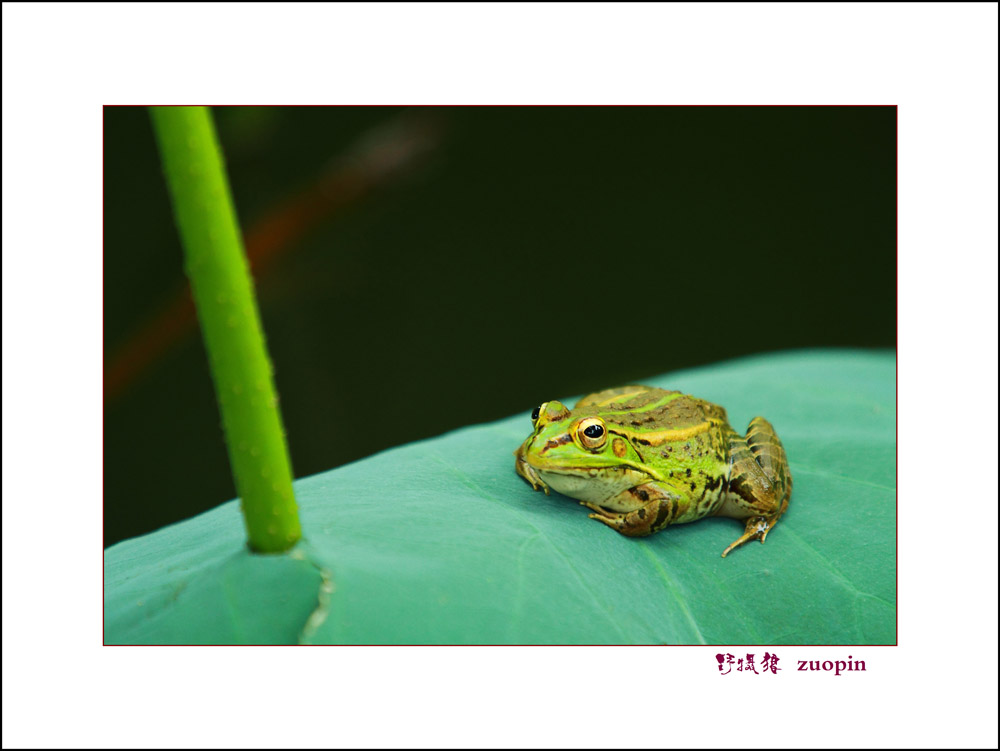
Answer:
514;385;792;557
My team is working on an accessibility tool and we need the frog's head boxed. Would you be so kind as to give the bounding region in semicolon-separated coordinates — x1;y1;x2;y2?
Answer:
514;400;649;504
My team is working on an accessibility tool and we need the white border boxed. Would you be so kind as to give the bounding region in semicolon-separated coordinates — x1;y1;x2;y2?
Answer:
3;2;998;748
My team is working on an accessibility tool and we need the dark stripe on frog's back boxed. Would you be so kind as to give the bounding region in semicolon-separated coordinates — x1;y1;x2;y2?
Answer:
599;393;728;436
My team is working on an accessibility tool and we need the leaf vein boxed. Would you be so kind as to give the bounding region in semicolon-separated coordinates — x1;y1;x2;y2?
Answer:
427;450;632;643
638;543;707;645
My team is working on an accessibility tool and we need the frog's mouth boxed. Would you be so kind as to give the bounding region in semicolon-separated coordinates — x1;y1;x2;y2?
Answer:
535;465;638;505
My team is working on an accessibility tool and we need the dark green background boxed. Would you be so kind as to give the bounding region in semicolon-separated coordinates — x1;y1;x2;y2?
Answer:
104;106;895;547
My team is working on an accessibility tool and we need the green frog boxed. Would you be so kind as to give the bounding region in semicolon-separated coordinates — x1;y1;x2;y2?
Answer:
514;385;792;557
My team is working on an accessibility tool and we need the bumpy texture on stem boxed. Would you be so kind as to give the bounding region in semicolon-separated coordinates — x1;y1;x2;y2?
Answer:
150;106;301;553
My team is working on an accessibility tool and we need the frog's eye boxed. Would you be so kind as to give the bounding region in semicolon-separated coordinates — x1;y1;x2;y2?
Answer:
531;405;542;424
577;418;607;450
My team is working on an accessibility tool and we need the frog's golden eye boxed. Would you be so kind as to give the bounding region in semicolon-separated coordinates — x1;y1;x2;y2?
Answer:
577;418;607;450
531;404;543;424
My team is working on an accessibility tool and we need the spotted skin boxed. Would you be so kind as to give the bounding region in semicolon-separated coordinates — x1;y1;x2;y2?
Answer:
514;386;793;557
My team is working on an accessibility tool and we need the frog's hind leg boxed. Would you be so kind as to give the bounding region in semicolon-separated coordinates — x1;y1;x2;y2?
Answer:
745;417;792;521
722;418;793;557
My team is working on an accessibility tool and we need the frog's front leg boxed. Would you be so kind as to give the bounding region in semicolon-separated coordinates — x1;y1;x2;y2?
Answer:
721;417;793;557
513;444;549;494
582;482;687;537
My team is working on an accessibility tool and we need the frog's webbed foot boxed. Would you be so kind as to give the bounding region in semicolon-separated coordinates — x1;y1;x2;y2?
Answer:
721;515;775;558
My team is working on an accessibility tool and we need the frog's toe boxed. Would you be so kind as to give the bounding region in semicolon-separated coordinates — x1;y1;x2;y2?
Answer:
579;501;608;514
587;511;623;531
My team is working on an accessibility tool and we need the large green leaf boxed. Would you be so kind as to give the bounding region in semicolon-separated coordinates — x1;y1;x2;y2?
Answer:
105;349;896;644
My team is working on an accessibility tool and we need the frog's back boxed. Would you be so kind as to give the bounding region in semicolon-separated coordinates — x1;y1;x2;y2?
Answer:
574;385;666;410
574;385;730;430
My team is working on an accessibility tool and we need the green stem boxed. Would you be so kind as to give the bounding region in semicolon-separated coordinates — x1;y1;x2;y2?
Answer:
150;106;301;554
